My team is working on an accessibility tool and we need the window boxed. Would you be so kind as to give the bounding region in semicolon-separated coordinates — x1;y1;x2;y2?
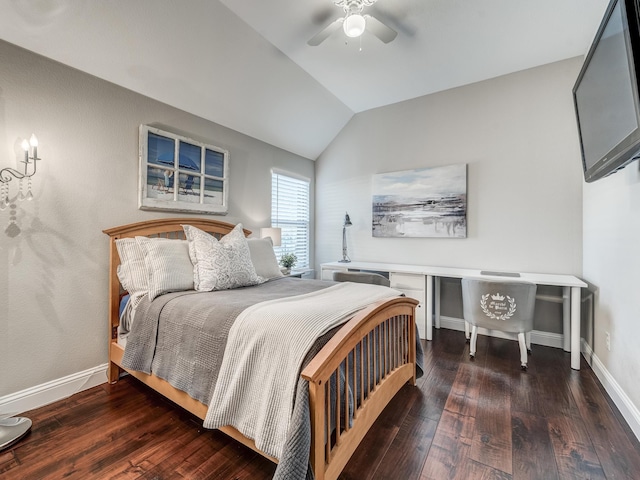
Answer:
139;125;229;214
271;171;310;269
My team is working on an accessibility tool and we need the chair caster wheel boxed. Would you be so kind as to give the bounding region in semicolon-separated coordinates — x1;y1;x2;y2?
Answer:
527;349;532;355
521;364;528;371
469;354;475;361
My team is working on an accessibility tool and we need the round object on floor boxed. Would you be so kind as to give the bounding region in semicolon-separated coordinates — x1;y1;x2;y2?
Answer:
0;417;32;451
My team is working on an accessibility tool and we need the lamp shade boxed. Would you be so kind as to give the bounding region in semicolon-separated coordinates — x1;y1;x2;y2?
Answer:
343;14;366;38
260;227;282;247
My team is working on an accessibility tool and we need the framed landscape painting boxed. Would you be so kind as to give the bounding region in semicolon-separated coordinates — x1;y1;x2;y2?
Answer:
372;164;467;238
138;125;229;215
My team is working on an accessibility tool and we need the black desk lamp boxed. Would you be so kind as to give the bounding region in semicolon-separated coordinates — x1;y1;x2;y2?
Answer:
339;212;352;263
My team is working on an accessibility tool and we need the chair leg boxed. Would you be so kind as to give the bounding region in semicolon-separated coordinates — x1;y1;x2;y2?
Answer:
465;321;470;342
470;325;478;359
518;332;528;370
526;332;532;354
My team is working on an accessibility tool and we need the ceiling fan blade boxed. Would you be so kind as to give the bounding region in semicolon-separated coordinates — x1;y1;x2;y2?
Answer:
307;18;344;46
364;14;397;43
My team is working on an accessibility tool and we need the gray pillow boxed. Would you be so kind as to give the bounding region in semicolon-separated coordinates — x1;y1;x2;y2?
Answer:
115;237;150;309
135;237;194;301
248;237;284;280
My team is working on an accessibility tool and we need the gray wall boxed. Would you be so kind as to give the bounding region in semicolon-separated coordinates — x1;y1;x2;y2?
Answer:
583;161;640;424
0;40;314;397
315;58;584;332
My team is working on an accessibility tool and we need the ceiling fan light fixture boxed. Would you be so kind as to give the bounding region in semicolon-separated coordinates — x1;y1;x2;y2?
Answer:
343;13;366;38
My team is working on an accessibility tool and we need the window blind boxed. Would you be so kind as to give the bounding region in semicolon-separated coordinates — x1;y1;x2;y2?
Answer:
272;171;310;269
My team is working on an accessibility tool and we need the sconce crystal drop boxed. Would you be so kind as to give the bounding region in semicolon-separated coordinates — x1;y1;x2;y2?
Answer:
25;178;33;201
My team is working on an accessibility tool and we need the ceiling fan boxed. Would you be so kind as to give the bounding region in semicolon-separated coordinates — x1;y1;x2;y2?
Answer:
308;0;397;46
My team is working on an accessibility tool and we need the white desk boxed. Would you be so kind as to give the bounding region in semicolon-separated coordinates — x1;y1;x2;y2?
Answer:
321;261;587;370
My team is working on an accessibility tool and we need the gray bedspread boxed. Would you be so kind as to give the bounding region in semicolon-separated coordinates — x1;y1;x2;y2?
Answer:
122;277;332;405
121;277;424;480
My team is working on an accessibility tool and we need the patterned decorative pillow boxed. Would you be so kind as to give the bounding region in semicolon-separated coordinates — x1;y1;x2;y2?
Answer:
135;237;194;301
182;223;264;291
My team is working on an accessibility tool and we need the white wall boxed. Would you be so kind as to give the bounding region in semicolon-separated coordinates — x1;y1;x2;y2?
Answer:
583;161;640;426
0;40;314;399
316;54;640;434
315;58;584;334
316;58;584;276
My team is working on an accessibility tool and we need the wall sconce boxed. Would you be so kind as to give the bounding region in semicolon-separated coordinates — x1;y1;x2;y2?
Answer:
339;212;352;263
0;134;39;210
260;227;282;247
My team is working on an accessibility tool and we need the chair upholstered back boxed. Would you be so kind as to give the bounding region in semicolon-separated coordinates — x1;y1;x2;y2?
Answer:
332;271;391;287
461;278;537;334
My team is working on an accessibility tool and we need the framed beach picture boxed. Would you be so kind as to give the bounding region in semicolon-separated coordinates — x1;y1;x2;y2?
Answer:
138;125;229;215
372;164;467;238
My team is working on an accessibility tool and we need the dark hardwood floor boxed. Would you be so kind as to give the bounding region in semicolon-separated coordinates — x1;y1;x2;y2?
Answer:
2;328;640;479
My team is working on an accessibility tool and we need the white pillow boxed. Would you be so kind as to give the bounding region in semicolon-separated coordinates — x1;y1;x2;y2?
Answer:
135;236;194;301
115;238;149;310
247;237;283;280
182;223;263;291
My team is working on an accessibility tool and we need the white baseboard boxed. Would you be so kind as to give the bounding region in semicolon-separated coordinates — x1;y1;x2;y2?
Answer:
0;364;108;418
581;340;640;441
437;316;565;349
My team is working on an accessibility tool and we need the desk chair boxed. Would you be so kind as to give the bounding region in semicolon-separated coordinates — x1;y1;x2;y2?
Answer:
461;278;537;370
332;271;391;287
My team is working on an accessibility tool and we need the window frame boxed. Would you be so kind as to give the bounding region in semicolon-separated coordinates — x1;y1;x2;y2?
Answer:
138;125;229;215
271;169;310;269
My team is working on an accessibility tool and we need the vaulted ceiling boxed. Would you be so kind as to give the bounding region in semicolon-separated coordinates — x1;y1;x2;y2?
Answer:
0;0;609;159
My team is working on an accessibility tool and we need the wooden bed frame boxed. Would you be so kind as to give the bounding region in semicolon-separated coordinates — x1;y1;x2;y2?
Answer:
104;217;419;480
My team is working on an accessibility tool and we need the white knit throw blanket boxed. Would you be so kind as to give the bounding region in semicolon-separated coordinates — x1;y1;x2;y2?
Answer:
203;282;401;459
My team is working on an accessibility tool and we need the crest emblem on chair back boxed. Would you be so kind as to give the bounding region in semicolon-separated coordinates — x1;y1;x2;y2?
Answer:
480;292;516;321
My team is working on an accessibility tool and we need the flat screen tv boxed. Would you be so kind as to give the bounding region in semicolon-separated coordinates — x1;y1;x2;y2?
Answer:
573;0;640;182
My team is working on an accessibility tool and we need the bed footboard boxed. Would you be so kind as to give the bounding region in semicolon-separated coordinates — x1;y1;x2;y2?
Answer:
301;296;419;480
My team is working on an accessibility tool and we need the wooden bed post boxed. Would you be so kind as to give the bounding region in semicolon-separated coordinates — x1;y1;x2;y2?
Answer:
107;360;121;384
408;313;417;386
308;379;326;480
107;235;122;384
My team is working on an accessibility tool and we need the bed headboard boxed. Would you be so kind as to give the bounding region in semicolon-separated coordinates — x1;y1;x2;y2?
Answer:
103;218;251;342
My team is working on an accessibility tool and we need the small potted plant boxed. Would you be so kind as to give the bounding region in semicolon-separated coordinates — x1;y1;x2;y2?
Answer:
279;252;297;274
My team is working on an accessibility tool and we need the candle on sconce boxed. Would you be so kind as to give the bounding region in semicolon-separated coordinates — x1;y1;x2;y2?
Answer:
29;134;38;160
21;139;29;163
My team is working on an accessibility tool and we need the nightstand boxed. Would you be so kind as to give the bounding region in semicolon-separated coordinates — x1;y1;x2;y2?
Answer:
285;268;313;278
